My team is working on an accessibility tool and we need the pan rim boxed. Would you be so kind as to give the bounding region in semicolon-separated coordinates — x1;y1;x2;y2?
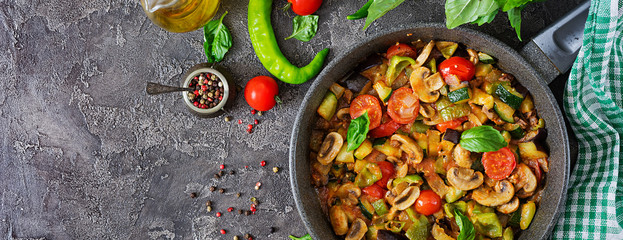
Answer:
289;21;569;240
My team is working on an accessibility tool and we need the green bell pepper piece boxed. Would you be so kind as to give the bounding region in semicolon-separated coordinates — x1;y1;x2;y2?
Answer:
372;199;389;216
472;212;503;238
354;162;382;187
392;174;423;187
386;55;416;86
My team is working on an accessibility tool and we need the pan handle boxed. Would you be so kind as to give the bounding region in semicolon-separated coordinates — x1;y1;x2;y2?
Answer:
520;0;590;84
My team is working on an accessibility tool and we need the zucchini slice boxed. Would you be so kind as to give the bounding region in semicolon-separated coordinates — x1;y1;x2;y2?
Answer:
358;198;375;219
504;123;525;139
494;98;515;123
373;81;393;104
317;92;337;121
478;52;496;64
496;84;524;109
475;63;493;77
448;87;471;104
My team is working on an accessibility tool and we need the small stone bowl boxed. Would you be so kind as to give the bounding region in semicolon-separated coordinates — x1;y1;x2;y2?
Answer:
181;63;236;118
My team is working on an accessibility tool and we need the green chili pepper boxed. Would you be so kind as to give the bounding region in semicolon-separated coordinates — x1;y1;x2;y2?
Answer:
248;0;329;84
384;220;406;233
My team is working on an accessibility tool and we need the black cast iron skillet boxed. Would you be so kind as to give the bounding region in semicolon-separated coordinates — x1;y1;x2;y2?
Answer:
290;2;588;239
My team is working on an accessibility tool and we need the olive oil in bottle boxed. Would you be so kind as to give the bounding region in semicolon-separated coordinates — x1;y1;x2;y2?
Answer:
141;0;220;33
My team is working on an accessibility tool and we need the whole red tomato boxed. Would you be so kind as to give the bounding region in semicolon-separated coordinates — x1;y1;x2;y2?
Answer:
288;0;323;16
244;76;279;111
415;189;442;216
439;56;475;82
386;43;417;59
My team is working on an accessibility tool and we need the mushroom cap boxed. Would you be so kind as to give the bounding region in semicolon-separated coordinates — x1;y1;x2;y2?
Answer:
472;180;515;206
390;134;424;165
496;196;520;214
409;67;441;103
329;205;349;235
447;167;484;191
452;144;472;168
393;186;421;210
509;163;537;193
345;218;368;240
317;132;344;165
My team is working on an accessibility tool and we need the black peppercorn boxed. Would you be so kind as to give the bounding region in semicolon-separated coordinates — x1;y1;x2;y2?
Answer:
209;186;216;192
219;188;225;193
190;192;197;198
229;170;235;175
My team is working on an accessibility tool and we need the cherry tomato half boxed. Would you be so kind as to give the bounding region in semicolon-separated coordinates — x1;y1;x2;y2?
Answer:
435;116;468;133
439;56;475;82
368;120;401;138
387;87;420;124
362;184;386;202
350;95;382;130
375;161;395;189
287;0;323;16
386;43;418;60
415;189;442;216
244;76;279;111
482;147;517;180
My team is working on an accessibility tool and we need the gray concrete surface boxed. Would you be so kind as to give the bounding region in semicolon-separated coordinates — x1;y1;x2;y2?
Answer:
0;0;581;239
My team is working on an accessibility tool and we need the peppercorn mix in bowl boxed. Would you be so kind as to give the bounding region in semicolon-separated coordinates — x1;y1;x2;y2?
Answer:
181;64;233;118
308;40;549;240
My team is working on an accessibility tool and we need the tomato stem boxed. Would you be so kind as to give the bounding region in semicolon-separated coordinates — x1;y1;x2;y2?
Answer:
274;96;283;105
280;2;292;12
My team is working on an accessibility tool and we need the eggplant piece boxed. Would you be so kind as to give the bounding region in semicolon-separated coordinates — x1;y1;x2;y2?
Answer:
377;230;409;240
519;128;547;143
443;129;461;144
355;54;384;73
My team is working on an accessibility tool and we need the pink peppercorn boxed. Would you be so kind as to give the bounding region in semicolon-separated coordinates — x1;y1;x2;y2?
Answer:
220;229;226;234
238;119;242;124
260;161;266;167
216;212;221;217
251;109;256;115
227;207;233;212
254;119;259;125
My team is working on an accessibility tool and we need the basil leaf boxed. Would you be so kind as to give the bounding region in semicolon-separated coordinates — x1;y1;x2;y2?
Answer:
289;234;313;240
459;125;507;152
203;11;232;63
455;209;476;240
347;112;370;151
347;0;373;20
363;0;406;30
507;7;523;41
499;0;533;11
445;0;499;29
285;15;319;42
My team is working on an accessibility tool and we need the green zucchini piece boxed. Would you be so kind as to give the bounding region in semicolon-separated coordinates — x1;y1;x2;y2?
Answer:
504;123;525;139
496;84;524;109
445;186;466;203
411;121;430;133
393;174;423;187
508;209;521;227
475;63;493;77
448;87;471;104
501;131;511;144
436;41;458;59
330;83;345;99
428;58;437;73
478;52;496;64
317;92;337;121
483;81;500;95
358;198;375;219
494;98;515;123
373;81;393;104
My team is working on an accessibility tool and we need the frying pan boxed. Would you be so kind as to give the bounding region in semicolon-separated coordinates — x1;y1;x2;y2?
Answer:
290;2;588;239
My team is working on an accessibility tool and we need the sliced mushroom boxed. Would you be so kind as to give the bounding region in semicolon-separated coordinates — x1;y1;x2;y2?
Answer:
410;66;440;103
336;108;350;121
537;157;549;172
447;167;484;191
345;218;367;240
393;186;421;210
335;183;361;205
414;40;435;67
424;172;450;198
329;205;349;235
425;72;445;90
508;163;537;193
395;163;409;179
452;144;472;168
472;180;515;206
390;134;424;165
317;132;344;165
496;196;520;214
482;105;506;125
467;49;479;65
419;103;436;118
432;223;456;240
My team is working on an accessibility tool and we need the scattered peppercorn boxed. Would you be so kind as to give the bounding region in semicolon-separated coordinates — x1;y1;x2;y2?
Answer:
206;200;212;206
227;207;234;212
220;229;226;234
254;119;259;125
238;119;242;124
216;212;222;217
220;164;225;169
273;167;279;173
238;209;244;214
207;206;212;212
236;192;241;198
214;174;220;179
190;192;197;198
244;233;251;239
209;186;216;192
244;211;251;216
225;116;232;122
234;236;240;240
229;170;235;175
260;161;266;167
251;109;256;115
258;111;263;116
219;170;225;176
219;188;225;193
270;227;276;233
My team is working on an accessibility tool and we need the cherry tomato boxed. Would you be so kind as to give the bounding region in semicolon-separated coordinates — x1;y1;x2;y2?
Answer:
350;95;382;130
415;189;442;216
482;147;517;180
362;184;386;202
439;56;476;82
244;76;279;111
386;43;417;60
375;161;395;189
435;116;468;133
287;0;323;16
387;87;420;124
368;120;401;138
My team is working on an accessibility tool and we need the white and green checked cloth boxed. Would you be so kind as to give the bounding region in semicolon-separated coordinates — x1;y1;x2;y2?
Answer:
552;0;623;238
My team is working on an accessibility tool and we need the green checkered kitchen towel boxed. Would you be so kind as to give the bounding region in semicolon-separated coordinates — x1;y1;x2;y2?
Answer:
552;0;623;238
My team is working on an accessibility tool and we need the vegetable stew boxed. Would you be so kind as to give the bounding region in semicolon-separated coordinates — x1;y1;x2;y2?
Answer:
310;40;549;240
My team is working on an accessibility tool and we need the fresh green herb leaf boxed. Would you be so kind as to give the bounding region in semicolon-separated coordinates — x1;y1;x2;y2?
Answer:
347;112;370;151
459;125;507;152
289;234;313;240
203;11;232;63
348;0;373;20
507;7;523;41
499;0;533;11
455;208;476;240
363;0;406;30
445;0;499;29
285;15;319;42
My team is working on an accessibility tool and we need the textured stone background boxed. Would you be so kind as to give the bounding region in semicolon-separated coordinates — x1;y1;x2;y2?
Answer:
0;0;580;239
